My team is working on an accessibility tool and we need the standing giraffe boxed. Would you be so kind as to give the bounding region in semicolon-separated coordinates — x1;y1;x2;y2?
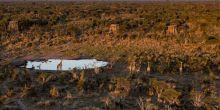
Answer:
179;62;183;73
31;65;35;70
94;66;100;74
146;62;151;73
128;61;141;73
57;60;63;70
107;61;114;70
37;64;41;70
128;61;135;73
135;61;141;73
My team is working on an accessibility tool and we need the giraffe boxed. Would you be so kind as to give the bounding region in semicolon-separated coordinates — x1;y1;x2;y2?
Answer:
71;68;78;81
31;65;35;70
57;60;63;70
179;62;183;73
37;64;41;70
128;61;135;73
128;61;141;73
146;62;151;73
107;61;114;70
135;61;141;73
94;66;100;74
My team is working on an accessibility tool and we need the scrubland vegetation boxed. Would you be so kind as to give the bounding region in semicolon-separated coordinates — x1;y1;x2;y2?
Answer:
0;1;220;110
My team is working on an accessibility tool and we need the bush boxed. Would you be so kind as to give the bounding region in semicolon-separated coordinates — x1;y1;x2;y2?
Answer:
67;23;82;39
18;19;48;31
161;88;181;105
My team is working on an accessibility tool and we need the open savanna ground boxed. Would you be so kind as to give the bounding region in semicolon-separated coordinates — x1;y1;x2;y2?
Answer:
0;1;220;110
